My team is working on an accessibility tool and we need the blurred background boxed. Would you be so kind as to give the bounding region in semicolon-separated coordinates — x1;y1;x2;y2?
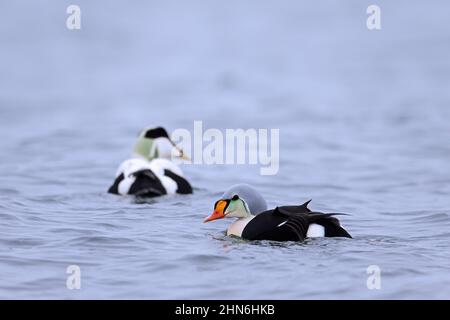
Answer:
0;1;449;299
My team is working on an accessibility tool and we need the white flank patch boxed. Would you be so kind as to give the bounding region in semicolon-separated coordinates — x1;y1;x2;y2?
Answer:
159;176;177;194
118;176;135;195
306;223;325;237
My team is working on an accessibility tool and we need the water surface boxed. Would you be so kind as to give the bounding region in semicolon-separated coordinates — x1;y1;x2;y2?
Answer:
1;1;450;299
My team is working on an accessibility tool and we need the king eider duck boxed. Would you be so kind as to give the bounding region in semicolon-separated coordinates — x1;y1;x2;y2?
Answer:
204;184;351;241
108;127;192;197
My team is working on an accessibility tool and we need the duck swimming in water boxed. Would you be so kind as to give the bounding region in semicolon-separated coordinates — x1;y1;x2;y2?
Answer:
108;127;193;197
204;184;351;241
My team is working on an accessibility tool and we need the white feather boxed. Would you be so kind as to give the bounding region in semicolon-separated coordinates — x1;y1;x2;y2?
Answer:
114;158;184;195
115;158;152;178
118;176;135;195
227;216;254;237
306;223;325;237
159;176;178;194
277;221;288;227
149;158;184;177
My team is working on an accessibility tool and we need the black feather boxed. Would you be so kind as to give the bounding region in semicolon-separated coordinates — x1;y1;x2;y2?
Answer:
129;169;166;197
164;169;193;194
241;205;352;241
107;173;124;194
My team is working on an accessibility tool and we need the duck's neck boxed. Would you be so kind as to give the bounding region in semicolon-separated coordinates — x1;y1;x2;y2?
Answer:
227;214;255;237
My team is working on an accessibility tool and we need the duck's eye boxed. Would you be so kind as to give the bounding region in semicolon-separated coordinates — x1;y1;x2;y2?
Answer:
232;195;239;201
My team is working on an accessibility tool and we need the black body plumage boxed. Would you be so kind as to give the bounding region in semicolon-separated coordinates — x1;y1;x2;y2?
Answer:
241;200;352;241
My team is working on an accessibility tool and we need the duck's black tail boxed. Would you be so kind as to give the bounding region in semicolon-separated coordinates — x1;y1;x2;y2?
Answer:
129;169;167;197
308;212;352;238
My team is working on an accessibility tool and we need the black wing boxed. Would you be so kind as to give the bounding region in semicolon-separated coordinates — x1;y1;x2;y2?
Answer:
241;207;311;241
283;199;352;238
274;199;312;214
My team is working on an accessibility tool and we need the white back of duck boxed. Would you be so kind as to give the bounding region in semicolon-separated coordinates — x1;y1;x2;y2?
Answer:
222;184;268;215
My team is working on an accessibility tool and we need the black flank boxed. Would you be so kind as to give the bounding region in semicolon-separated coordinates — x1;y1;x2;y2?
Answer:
107;173;124;194
164;169;193;194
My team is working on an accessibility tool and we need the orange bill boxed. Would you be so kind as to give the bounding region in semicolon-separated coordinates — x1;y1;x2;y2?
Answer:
204;200;228;223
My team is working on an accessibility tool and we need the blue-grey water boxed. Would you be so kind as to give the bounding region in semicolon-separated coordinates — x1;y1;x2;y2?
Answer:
1;1;450;299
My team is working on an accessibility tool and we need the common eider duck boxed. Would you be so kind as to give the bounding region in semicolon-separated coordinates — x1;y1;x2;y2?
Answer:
108;127;192;197
204;184;351;241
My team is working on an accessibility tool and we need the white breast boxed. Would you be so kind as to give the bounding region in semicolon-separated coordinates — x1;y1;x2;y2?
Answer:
227;217;254;237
